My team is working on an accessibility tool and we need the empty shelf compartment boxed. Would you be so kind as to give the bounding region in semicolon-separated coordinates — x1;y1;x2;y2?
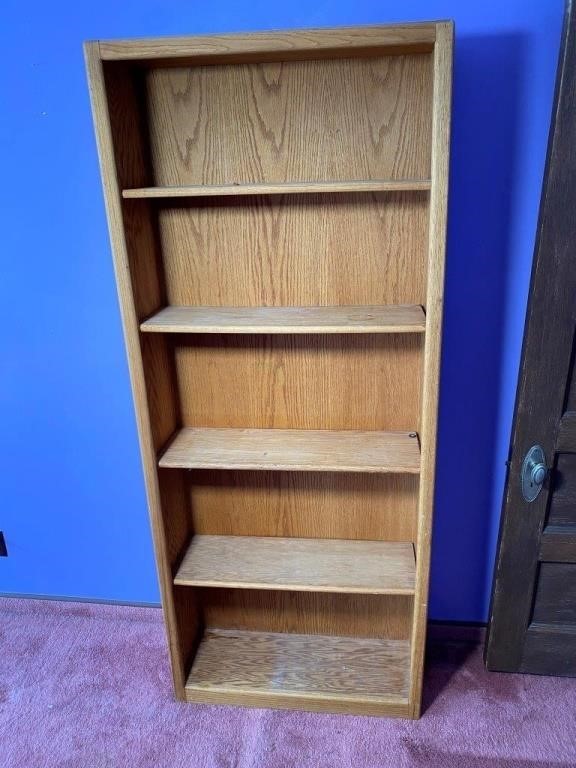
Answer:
184;628;411;716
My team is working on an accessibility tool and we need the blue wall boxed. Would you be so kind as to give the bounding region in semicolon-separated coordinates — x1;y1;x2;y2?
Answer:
0;0;563;619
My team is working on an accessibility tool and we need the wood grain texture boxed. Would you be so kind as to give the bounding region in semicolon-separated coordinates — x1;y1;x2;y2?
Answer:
145;55;432;185
123;179;431;197
539;526;576;562
188;470;419;543
185;628;410;716
408;21;452;718
201;589;413;639
157;192;429;307
99;24;437;62
556;411;576;451
532;563;576;625
159;428;421;473
175;535;415;594
547;454;576;527
84;46;198;700
521;624;576;676
99;64;198;673
485;2;576;679
101;65;181;448
141;304;426;334
88;22;452;717
174;334;423;431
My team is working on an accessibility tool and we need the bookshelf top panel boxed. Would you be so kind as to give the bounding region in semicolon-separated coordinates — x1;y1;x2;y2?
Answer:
96;23;440;63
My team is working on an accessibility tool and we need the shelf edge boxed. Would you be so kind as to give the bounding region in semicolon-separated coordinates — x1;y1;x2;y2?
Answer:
123;179;432;198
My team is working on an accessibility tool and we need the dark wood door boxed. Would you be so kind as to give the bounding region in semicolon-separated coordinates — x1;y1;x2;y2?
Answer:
485;1;576;675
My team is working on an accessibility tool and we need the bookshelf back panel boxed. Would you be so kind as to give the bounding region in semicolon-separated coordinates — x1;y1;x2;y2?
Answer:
172;334;423;431
200;589;414;640
144;54;433;186
186;469;418;542
156;192;429;307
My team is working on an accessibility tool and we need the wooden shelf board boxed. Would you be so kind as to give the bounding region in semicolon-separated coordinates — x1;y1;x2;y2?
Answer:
159;428;421;474
122;179;431;199
185;628;411;716
175;534;416;594
141;305;426;334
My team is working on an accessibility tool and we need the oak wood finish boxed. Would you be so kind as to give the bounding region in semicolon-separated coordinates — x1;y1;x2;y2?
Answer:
84;46;198;701
141;305;426;334
187;470;419;543
157;192;429;308
175;535;416;594
159;427;421;473
185;628;411;716
124;179;431;198
202;590;414;640
144;55;432;187
200;595;409;638
99;24;437;62
174;335;423;432
408;21;452;718
86;21;451;717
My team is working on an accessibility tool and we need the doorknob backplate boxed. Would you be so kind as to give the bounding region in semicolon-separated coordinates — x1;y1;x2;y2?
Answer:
521;444;547;502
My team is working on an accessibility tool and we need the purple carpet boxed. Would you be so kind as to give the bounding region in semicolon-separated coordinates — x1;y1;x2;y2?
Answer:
1;598;575;768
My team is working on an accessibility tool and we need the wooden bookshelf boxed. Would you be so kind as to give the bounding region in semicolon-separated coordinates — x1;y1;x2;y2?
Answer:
85;21;452;718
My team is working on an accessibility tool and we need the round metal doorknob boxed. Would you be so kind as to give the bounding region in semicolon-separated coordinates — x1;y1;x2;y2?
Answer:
530;462;547;485
521;445;547;502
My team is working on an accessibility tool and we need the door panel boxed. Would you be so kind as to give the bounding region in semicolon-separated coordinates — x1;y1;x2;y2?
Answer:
532;564;576;625
521;626;576;675
546;454;576;527
539;528;576;562
485;1;576;674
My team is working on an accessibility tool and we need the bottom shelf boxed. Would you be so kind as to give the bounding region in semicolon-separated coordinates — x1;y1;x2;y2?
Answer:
185;628;411;717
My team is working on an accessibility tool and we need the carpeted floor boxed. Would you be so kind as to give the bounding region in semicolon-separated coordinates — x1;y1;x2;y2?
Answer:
1;598;575;768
